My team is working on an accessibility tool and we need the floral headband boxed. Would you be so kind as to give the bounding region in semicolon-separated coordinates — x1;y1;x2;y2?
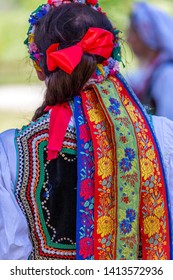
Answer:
24;0;122;75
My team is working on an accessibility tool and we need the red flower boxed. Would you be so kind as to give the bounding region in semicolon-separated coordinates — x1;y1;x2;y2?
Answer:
121;196;130;204
80;123;91;143
80;179;94;200
86;0;98;5
79;237;94;258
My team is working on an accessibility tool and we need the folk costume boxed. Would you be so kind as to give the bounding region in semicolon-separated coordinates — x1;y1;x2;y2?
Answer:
0;0;173;260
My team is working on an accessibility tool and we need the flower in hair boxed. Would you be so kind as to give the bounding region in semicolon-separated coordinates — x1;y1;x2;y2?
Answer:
86;0;98;5
48;0;72;6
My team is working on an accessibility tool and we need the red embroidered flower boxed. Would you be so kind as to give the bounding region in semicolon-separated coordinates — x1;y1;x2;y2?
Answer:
121;196;130;204
80;123;90;143
86;0;98;5
79;237;94;258
80;179;94;200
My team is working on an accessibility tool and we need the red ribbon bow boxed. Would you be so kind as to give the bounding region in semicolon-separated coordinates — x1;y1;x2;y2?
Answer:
46;27;114;74
45;103;73;160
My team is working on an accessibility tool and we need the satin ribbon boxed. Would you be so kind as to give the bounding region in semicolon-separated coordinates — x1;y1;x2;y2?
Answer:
45;103;72;160
46;27;114;73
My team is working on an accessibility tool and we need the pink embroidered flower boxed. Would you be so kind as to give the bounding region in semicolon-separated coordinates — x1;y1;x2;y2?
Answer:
29;42;38;54
80;179;94;200
79;123;90;142
86;0;98;5
79;237;94;258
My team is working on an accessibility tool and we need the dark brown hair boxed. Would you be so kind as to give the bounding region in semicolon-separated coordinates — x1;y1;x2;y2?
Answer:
32;3;115;120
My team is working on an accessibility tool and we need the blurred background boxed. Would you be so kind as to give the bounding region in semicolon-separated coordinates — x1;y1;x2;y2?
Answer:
0;0;173;132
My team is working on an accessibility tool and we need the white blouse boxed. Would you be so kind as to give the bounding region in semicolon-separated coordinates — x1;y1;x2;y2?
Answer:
0;116;173;259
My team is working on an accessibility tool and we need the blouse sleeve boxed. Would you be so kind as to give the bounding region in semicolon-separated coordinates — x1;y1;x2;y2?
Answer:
0;131;32;259
152;116;173;225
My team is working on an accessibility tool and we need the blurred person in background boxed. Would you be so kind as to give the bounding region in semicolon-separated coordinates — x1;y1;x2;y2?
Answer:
126;1;173;119
0;0;173;260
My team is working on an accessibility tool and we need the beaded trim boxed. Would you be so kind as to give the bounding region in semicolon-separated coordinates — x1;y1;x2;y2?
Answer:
15;113;77;259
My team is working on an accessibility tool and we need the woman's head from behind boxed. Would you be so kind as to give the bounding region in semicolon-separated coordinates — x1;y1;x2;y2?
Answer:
127;2;173;61
33;3;115;104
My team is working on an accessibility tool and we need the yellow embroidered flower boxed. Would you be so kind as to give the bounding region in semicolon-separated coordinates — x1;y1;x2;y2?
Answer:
141;158;154;180
98;157;113;179
97;216;113;237
146;148;155;161
154;206;165;218
126;104;138;122
144;216;160;237
88;108;105;124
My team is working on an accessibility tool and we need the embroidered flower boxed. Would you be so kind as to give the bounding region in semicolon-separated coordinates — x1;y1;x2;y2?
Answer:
81;214;93;227
141;158;154;180
88;108;105;124
126;209;136;222
79;123;91;142
98;156;113;179
121;196;130;204
119;158;132;173
126;104;138;122
79;237;94;258
108;98;121;116
119;136;128;143
124;148;135;161
120;219;132;234
146;148;155;161
154;206;165;219
97;216;114;237
144;216;160;237
80;179;94;200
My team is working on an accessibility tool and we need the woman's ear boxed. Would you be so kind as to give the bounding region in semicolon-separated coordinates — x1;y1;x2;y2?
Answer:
36;69;46;81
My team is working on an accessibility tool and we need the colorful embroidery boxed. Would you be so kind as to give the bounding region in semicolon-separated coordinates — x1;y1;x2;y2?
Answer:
14;73;171;260
111;73;171;260
81;90;116;260
74;96;95;260
15;114;76;259
94;79;141;260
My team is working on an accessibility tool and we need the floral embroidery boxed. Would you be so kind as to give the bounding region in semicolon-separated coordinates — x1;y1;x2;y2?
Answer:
108;97;121;116
125;148;135;161
119;158;132;173
113;73;171;260
126;209;136;222
98;157;113;179
87;108;105;124
80;179;94;200
140;158;155;180
97;216;114;237
79;237;94;259
120;219;132;234
154;206;165;219
144;216;161;237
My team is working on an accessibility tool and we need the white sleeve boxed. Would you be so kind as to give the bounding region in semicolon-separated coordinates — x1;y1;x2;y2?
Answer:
0;133;32;259
153;65;173;121
152;116;173;225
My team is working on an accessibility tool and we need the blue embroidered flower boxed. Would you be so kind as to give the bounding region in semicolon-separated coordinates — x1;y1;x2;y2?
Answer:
120;219;132;234
126;209;136;222
124;148;135;161
119;158;132;172
108;98;121;116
